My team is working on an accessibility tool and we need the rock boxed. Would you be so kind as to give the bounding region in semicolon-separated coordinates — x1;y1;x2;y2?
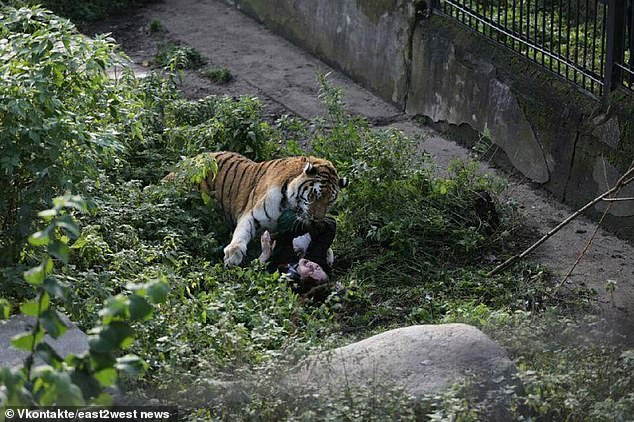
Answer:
288;323;516;398
0;313;89;369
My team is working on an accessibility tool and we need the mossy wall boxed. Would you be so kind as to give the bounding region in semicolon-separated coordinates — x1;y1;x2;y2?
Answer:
224;0;634;239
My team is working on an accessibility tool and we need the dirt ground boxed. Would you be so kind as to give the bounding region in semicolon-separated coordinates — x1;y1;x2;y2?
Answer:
90;0;633;342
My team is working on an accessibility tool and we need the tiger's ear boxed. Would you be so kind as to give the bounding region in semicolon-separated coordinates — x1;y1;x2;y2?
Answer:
304;163;317;175
339;177;349;188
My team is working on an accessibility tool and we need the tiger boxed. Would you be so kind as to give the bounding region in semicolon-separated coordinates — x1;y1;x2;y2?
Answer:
200;151;348;267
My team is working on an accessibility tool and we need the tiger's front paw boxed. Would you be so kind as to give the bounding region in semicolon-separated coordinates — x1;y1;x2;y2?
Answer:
223;242;246;267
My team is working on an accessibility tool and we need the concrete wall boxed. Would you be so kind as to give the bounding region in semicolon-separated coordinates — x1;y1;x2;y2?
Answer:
226;0;634;239
229;0;417;104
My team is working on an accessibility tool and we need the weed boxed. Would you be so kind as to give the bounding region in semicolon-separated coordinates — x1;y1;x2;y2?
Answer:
148;18;164;34
471;124;497;161
605;279;617;306
201;67;233;84
164;96;278;160
154;42;206;71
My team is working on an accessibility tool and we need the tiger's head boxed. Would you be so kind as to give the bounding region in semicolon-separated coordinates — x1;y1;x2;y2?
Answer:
287;157;348;224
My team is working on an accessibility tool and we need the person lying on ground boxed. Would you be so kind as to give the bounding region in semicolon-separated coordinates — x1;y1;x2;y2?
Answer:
258;211;336;298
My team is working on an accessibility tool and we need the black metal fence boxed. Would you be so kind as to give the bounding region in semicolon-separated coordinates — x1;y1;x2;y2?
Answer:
434;0;634;97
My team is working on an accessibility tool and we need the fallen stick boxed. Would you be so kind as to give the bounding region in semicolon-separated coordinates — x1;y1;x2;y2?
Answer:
487;164;634;277
551;199;614;298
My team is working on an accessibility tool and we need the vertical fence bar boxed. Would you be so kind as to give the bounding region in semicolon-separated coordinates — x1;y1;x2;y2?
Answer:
489;0;495;38
566;0;573;80
497;0;503;42
626;0;634;85
542;0;551;66
605;0;626;93
517;0;524;54
558;0;563;75
599;0;608;95
573;0;581;84
591;0;600;93
534;0;540;61
505;0;510;46
544;0;559;72
582;0;588;89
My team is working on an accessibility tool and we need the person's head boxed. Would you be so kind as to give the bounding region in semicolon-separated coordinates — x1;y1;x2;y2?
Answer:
295;258;328;283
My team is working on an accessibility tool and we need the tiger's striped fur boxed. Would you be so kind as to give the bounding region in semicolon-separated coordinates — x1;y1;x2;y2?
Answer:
203;151;347;266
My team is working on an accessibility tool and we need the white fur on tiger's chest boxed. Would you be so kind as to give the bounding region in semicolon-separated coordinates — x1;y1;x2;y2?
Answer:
251;186;285;229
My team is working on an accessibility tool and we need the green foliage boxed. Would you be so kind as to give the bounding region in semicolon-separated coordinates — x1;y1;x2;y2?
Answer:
201;67;233;84
154;42;206;72
0;5;141;266
165;96;278;160
172;154;219;191
0;299;10;320
0;194;168;407
444;308;634;421
4;0;156;23
471;125;496;160
207;382;421;421
132;263;330;395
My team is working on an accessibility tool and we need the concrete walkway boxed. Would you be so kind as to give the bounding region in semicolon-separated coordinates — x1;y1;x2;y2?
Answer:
97;0;633;339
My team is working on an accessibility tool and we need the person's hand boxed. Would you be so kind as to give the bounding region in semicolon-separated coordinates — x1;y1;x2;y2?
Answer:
292;233;311;257
258;230;276;262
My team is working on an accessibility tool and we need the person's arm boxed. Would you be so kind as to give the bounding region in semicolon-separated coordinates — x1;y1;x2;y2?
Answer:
258;231;276;263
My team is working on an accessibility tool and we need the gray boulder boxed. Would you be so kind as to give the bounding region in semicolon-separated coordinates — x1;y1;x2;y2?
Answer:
0;313;89;369
289;323;516;398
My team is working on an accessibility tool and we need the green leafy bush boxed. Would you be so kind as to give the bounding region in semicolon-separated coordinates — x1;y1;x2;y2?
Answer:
165;96;278;160
5;0;156;23
443;308;634;421
0;5;138;266
0;195;168;406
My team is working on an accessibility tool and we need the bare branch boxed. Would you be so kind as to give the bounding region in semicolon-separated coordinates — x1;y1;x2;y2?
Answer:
487;163;634;277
